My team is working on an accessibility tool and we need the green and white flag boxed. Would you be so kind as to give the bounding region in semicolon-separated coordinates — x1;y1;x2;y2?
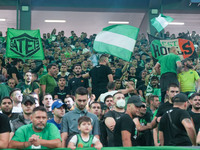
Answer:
93;24;139;62
6;28;44;60
151;14;174;32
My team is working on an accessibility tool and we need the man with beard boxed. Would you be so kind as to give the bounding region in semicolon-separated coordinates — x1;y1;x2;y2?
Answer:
188;93;200;134
0;97;19;121
83;55;113;100
16;71;39;95
8;106;62;149
146;76;161;102
68;64;89;96
61;87;99;147
147;95;160;120
178;58;200;95
40;63;58;97
10;95;36;139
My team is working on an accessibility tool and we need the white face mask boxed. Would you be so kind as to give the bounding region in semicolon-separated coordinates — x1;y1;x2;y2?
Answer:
116;99;125;108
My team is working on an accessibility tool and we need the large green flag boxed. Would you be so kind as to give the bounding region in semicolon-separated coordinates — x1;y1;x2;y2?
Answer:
93;24;139;62
6;28;44;60
151;14;174;32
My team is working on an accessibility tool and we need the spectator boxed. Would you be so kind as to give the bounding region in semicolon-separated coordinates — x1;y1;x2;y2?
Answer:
113;95;144;147
0;75;10;101
146;76;161;102
8;106;62;149
61;87;99;147
0;97;19;121
89;101;102;120
0;113;11;148
57;63;69;82
68;116;102;149
16;71;40;95
42;93;54;119
178;58;200;95
8;58;23;84
10;95;36;138
188;93;200;134
68;64;89;96
159;93;196;146
98;81;134;103
10;88;23;113
83;55;113;100
29;92;40;107
47;99;66;130
104;95;114;111
54;77;70;102
64;96;75;112
40;63;58;97
133;102;153;146
147;95;160;120
104;92;126;146
7;78;16;90
154;46;182;103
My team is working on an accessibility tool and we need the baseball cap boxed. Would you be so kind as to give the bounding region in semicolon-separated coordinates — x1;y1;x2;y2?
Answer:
127;95;145;107
172;93;188;103
22;95;36;104
52;100;66;110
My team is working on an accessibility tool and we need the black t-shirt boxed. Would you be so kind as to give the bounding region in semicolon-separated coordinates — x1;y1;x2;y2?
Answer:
68;77;89;95
53;86;70;102
89;65;112;89
156;101;173;117
0;114;11;133
104;110;125;147
159;107;192;146
8;66;21;80
188;110;200;134
114;114;136;147
8;113;20;121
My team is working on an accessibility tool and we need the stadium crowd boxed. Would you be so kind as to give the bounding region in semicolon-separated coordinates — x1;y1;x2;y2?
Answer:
0;28;200;148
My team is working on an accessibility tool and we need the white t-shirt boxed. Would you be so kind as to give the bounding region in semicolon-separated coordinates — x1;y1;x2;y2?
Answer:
12;106;23;113
99;90;118;103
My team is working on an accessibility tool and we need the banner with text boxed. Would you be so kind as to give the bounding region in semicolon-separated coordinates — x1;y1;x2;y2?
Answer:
6;28;44;60
150;38;195;60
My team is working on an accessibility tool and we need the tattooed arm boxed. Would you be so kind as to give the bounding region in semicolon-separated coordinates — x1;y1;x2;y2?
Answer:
182;118;197;146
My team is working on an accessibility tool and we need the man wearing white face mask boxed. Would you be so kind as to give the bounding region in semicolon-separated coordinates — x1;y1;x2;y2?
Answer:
103;92;126;146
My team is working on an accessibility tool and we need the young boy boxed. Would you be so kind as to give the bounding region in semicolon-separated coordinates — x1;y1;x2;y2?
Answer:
68;116;102;150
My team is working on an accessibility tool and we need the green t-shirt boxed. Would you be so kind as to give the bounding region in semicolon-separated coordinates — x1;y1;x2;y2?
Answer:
11;123;61;149
158;53;181;75
16;82;39;95
40;74;57;95
0;37;5;43
0;84;10;101
76;134;94;148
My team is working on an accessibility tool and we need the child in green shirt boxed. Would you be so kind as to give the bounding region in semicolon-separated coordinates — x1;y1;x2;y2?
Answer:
68;116;102;150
